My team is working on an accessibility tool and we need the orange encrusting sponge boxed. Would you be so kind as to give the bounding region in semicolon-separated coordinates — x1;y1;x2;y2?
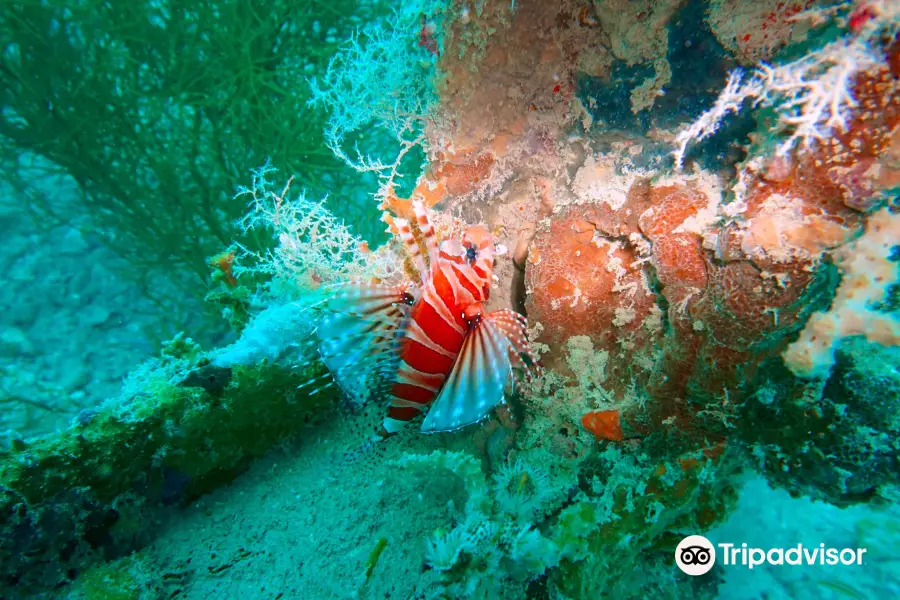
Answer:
581;409;624;441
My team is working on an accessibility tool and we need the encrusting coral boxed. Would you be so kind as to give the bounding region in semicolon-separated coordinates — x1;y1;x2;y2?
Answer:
375;0;900;532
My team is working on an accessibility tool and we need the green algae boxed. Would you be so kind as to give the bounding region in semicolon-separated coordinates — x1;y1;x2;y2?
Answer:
0;347;337;594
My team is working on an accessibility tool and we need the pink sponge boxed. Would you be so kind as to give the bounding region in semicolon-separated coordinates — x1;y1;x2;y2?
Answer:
783;207;900;378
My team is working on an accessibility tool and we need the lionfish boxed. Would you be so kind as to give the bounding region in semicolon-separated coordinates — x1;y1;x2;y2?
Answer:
311;201;536;440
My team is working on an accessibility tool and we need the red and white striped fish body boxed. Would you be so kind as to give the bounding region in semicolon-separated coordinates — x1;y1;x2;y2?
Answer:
383;225;499;435
314;203;534;439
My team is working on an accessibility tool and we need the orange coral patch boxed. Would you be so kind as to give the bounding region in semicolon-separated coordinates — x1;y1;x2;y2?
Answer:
524;204;660;397
432;153;496;196
582;410;623;441
638;184;708;240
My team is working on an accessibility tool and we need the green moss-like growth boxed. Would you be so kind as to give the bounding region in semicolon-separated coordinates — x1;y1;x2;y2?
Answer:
68;551;157;600
548;445;739;600
0;350;337;595
364;537;389;583
739;338;900;506
205;284;256;334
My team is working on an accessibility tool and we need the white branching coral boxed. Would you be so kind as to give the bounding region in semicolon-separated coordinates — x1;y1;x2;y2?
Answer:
307;9;437;155
674;32;885;169
756;37;880;155
306;3;443;200
233;161;396;295
673;69;757;170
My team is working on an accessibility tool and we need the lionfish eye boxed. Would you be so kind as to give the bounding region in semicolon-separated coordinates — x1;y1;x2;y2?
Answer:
400;291;415;306
465;246;477;264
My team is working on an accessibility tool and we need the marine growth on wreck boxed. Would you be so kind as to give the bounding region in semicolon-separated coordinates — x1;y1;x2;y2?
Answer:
0;0;898;598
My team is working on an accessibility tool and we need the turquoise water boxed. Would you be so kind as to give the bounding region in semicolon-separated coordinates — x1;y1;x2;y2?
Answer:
0;1;898;598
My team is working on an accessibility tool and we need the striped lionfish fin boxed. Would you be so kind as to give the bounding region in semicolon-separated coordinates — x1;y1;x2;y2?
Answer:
482;309;540;382
315;282;412;406
420;316;512;433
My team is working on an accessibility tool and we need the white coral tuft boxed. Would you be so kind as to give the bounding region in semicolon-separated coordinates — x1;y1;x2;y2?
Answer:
233;161;388;294
674;33;884;169
673;69;756;170
493;459;556;524
757;37;880;156
425;526;478;572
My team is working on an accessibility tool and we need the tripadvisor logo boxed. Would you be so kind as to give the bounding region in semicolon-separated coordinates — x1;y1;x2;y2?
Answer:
676;535;716;575
676;535;868;576
718;542;868;569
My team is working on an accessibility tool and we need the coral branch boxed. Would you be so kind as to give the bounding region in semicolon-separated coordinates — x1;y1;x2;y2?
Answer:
674;35;884;168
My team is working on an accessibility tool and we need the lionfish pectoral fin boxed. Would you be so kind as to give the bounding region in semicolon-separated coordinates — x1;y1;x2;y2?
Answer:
482;309;539;380
316;282;411;405
420;318;512;433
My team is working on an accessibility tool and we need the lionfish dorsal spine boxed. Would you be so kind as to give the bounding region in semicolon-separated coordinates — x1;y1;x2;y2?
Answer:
393;217;428;281
412;200;439;267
